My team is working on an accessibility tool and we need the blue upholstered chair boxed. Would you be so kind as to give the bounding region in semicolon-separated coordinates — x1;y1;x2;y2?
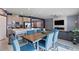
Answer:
41;28;46;32
12;35;36;51
41;28;43;32
37;29;41;33
27;30;35;35
52;29;59;49
14;30;26;42
39;32;54;51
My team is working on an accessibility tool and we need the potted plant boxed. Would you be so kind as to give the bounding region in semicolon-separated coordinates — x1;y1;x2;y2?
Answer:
72;27;79;44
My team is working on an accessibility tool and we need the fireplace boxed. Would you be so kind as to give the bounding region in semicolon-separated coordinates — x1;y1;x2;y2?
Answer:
53;19;65;31
54;20;64;25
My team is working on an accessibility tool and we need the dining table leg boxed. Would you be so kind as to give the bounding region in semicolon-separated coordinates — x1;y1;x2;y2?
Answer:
36;42;39;51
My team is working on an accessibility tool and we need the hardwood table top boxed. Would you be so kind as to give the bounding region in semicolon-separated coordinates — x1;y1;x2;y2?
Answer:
21;32;49;43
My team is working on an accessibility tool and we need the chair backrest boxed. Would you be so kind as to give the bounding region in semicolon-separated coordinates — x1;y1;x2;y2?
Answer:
53;29;59;43
27;30;35;35
41;28;46;32
52;28;56;32
45;32;54;50
12;35;20;51
37;29;41;33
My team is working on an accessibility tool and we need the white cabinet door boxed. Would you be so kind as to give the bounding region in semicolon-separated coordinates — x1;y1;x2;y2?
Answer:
0;15;6;40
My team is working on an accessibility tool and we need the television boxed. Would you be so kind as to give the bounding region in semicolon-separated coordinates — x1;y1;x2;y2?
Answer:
54;20;64;25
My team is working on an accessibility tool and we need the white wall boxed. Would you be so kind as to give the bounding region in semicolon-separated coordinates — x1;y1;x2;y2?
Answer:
53;16;77;31
45;18;53;30
53;16;67;31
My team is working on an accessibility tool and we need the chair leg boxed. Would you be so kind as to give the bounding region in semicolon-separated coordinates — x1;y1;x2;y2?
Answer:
8;34;12;45
52;42;59;51
56;47;58;51
36;42;39;51
39;47;45;51
43;49;45;51
33;43;37;49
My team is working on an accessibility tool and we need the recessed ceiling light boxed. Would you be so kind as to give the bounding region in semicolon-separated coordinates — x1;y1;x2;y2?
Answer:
27;8;30;10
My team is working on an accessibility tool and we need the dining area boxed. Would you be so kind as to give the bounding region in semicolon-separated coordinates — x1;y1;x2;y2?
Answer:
1;8;79;51
10;28;59;51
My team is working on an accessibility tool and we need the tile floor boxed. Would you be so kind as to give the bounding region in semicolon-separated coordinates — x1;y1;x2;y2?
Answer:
0;38;79;51
0;38;12;51
58;39;79;51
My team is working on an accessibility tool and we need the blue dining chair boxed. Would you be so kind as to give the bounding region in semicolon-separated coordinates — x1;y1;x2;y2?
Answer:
14;30;26;42
41;28;43;32
27;30;35;35
41;28;46;32
52;29;59;50
12;35;36;51
39;32;54;51
37;29;41;33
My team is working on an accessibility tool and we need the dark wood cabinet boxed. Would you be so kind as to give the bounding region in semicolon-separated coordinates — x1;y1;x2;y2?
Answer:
32;19;43;28
58;31;73;41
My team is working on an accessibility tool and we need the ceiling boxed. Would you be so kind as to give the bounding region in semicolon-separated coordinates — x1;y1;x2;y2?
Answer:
5;8;79;19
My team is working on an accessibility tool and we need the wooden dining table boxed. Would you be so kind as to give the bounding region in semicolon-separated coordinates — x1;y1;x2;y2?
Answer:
21;31;49;50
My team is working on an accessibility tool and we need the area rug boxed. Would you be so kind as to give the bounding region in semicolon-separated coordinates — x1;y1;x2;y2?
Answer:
57;43;73;51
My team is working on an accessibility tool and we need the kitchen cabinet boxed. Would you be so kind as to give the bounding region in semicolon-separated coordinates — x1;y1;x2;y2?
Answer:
22;17;31;22
32;21;43;28
58;31;73;41
32;19;43;28
0;15;6;40
7;15;23;22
